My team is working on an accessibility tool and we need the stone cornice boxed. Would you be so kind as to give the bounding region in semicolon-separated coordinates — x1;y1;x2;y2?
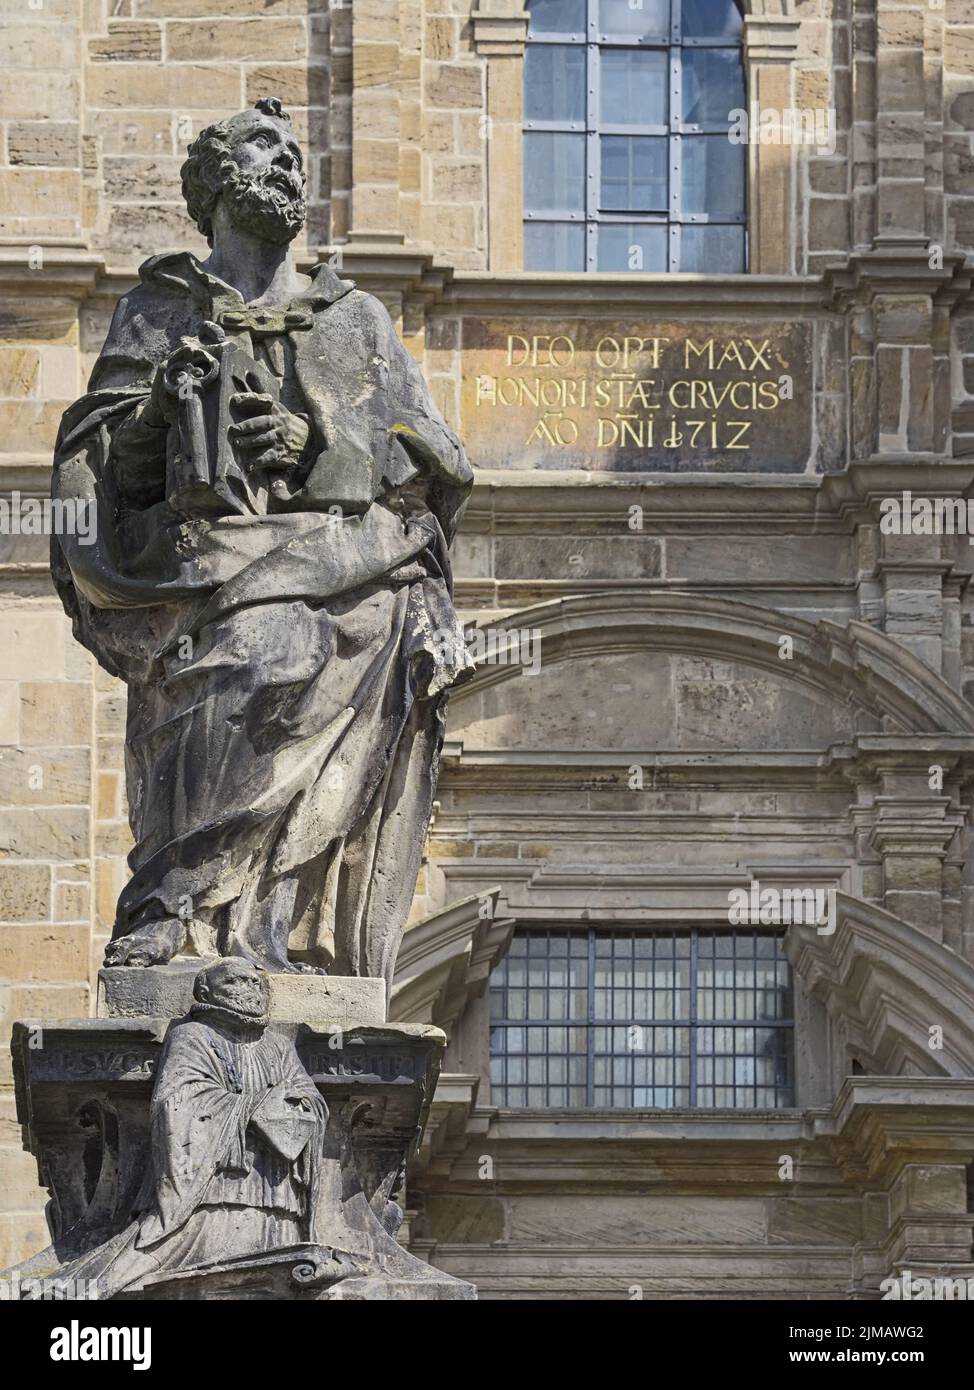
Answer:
831;734;974;782
464;456;974;533
438;270;828;317
412;1073;493;1177
742;15;802;62
821;1076;974;1186
412;1101;850;1189
454;579;856;613
817;454;974;528
0;248;111;299
4;248;968;325
12;454;974;531
823;249;973;313
463;470;833;531
432;864;854;931
437;737;974;791
470;5;530;56
314;242;451;323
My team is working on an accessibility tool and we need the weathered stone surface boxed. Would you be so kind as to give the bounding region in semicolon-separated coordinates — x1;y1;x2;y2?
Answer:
425;63;482;110
166;19;306;63
0;808;88;861
98;964;386;1026
267;972;386;1027
0;684;19;745
424;1195;506;1243
0;864;51;923
494;536;661;581
85;62;243;110
88;22;163;63
945;28;974;75
19;682;90;746
460;318;814;473
0;924;89;979
102;156;184;203
55;99;470;983
7;123;80;168
3;0;974;1308
5;967;473;1300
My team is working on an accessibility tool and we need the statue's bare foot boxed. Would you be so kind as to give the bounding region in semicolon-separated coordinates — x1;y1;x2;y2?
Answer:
104;917;185;967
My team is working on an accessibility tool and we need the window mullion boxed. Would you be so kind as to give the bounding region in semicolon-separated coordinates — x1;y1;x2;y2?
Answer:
523;0;746;272
689;927;698;1107
586;928;596;1106
586;12;598;269
668;37;679;270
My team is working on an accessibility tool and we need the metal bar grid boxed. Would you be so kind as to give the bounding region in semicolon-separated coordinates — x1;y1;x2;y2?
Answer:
489;928;795;1110
523;0;746;271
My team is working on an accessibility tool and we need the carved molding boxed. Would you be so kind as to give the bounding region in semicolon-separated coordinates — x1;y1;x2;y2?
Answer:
823;249;973;316
391;889;514;1034
470;5;530;57
789;893;974;1080
448;590;974;735
742;16;801;62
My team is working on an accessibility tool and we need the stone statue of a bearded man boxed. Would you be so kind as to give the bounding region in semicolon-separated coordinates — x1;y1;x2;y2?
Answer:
52;98;473;987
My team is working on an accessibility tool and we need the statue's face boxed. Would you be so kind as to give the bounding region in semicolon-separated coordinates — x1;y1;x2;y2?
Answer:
200;959;269;1018
230;116;303;190
219;114;307;245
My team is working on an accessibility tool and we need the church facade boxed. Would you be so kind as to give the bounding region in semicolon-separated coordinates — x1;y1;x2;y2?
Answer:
3;0;974;1298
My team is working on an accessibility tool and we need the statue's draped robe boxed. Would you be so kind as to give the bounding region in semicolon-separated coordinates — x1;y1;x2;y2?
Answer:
52;254;473;981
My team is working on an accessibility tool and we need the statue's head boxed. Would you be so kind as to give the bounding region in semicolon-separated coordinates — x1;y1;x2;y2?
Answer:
181;97;307;248
193;957;270;1022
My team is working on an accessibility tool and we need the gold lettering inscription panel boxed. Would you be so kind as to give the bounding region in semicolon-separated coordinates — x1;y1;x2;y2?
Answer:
459;319;813;472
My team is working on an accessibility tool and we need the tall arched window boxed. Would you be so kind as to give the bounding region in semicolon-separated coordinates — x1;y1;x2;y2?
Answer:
523;0;746;272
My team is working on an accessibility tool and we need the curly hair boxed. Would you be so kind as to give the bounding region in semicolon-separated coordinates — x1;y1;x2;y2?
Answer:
180;100;298;246
180;120;239;245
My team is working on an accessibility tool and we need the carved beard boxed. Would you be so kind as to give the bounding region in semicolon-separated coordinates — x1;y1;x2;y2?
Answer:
220;164;306;245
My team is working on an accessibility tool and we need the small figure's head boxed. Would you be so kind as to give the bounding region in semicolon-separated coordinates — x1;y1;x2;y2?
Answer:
181;97;307;247
193;958;270;1022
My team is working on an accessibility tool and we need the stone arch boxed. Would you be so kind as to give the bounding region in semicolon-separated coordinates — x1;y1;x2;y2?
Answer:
789;893;974;1084
451;591;974;740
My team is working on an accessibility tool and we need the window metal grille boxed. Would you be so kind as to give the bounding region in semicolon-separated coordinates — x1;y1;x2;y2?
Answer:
489;929;794;1108
523;0;747;272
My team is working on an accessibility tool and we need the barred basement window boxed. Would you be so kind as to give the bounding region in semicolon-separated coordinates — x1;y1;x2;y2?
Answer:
523;0;746;272
489;929;794;1108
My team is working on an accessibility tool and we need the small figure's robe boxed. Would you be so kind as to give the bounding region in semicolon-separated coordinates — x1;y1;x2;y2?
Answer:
138;1011;325;1254
23;1011;330;1298
52;253;473;982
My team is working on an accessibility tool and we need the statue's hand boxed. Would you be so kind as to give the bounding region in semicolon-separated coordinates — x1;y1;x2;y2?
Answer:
228;392;310;472
148;342;220;425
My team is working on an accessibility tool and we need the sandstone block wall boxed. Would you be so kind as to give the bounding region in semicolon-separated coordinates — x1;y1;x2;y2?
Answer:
1;0;973;1292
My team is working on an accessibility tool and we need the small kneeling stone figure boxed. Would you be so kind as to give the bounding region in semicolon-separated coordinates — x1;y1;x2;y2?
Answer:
53;959;333;1297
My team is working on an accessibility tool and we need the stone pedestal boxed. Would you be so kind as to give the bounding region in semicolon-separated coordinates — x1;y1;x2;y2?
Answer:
7;970;476;1301
97;963;387;1028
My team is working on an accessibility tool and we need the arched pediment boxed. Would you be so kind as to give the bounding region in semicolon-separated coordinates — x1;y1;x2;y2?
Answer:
391;891;514;1035
449;593;973;752
788;894;974;1083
